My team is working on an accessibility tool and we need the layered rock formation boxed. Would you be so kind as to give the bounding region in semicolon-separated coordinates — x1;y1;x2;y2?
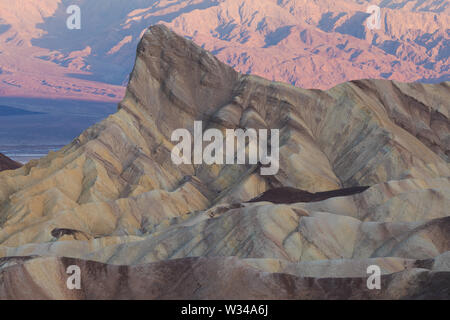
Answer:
0;25;449;299
1;255;449;299
0;153;21;172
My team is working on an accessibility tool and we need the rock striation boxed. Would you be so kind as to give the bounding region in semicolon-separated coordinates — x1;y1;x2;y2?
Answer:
0;25;449;299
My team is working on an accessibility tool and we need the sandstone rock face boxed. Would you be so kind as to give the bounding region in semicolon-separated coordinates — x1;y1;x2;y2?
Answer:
0;153;21;172
0;25;449;299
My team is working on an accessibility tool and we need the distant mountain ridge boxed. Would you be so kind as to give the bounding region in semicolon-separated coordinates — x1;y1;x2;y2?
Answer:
0;0;448;101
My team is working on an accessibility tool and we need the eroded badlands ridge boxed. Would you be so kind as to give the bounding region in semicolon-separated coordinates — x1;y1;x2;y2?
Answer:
0;25;449;299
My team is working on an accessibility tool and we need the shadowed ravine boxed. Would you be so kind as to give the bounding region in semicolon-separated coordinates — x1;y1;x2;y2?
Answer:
248;186;371;204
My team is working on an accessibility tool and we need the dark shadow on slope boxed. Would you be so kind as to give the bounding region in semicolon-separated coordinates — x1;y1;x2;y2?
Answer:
378;40;401;55
0;24;11;35
248;186;370;204
318;12;347;32
264;25;294;47
335;12;370;40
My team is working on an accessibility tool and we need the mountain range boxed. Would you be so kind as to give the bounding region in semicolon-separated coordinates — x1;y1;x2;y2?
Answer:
0;0;448;101
0;25;448;299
